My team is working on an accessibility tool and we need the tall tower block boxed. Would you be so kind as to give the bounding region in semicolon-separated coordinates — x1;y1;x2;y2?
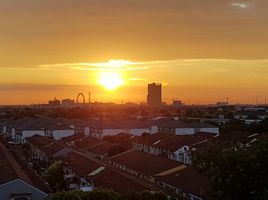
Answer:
147;83;162;107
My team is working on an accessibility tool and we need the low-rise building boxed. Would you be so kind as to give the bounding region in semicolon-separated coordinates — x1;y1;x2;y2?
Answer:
0;141;50;200
27;135;66;167
150;120;219;135
60;151;103;190
108;150;210;199
75;120;151;138
132;132;214;164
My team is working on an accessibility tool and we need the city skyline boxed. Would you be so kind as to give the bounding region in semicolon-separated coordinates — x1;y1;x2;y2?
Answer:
1;59;268;105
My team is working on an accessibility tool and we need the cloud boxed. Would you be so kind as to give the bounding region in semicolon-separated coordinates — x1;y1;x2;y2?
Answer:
0;59;192;71
2;59;268;74
231;2;250;9
128;77;147;82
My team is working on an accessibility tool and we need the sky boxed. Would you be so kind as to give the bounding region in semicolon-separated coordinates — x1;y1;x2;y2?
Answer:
0;0;268;105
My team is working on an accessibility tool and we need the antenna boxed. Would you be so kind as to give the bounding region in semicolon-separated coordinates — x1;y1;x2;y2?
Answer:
88;92;91;103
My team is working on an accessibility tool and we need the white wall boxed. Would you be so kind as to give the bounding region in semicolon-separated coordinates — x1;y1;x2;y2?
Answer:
22;130;45;140
200;127;219;134
52;130;75;140
150;126;158;134
129;128;150;136
102;128;150;137
175;127;219;135
85;127;90;136
173;146;191;164
175;128;196;135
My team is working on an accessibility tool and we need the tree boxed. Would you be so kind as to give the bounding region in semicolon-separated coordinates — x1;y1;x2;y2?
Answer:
46;189;168;200
45;161;67;191
123;191;167;200
46;190;86;200
191;135;268;200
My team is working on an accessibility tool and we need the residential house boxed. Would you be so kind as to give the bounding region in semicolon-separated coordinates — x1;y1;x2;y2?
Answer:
0;142;50;200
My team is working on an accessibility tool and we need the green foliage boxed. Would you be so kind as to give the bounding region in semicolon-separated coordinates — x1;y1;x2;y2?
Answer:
45;160;66;191
220;120;247;134
123;191;167;200
46;190;86;200
83;188;121;200
192;136;268;200
46;189;168;200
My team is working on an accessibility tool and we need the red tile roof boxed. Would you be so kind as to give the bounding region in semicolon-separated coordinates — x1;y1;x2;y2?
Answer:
92;169;150;193
61;133;87;143
155;167;211;198
132;132;214;152
153;134;211;152
27;135;65;156
86;142;118;156
131;133;173;146
74;136;103;149
0;141;50;193
110;150;183;177
63;152;102;177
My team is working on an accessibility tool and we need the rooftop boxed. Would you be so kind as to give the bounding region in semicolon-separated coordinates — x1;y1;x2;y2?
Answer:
74;136;103;149
27;135;65;156
109;150;184;177
63;151;102;177
91;168;151;193
155;167;211;198
0;140;50;193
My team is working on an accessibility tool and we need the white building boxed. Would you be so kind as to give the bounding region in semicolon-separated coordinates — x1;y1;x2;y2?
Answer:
77;120;151;138
150;120;219;135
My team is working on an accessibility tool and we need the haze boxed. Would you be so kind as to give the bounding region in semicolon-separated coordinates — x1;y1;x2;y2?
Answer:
0;0;268;105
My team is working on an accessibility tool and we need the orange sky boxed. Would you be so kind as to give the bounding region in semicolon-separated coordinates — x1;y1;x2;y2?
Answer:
0;0;268;105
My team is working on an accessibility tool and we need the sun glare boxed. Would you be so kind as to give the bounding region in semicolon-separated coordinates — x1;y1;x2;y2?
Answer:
98;72;124;90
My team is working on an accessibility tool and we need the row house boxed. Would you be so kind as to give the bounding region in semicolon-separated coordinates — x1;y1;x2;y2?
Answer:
108;150;210;200
0;141;50;200
132;132;214;164
27;135;66;168
150;120;219;135
0;118;75;144
54;150;151;193
59;151;103;191
72;120;151;138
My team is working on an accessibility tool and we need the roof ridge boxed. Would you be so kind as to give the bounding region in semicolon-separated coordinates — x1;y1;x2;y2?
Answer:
108;149;135;159
158;134;177;143
85;141;107;150
0;143;31;184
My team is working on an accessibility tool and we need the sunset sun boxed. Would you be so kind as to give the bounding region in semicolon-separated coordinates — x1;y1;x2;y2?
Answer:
98;72;124;90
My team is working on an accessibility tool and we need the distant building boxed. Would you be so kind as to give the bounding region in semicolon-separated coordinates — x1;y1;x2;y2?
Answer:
217;102;229;107
147;83;162;107
48;98;61;106
62;99;75;106
173;99;183;107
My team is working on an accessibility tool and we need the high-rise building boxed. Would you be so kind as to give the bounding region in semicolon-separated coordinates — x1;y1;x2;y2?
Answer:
147;83;162;107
